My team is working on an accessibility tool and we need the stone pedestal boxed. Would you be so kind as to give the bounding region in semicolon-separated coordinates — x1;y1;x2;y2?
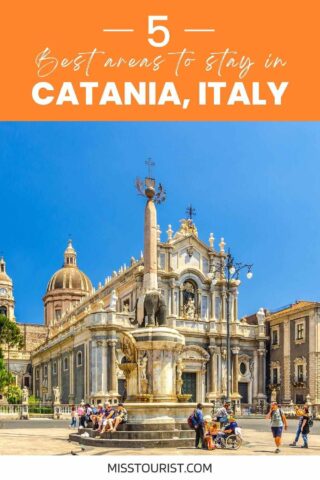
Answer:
131;327;185;403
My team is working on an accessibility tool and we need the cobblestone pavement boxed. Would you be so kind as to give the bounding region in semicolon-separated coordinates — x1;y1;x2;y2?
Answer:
0;419;319;455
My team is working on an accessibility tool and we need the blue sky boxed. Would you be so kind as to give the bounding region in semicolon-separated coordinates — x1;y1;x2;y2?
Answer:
0;122;319;324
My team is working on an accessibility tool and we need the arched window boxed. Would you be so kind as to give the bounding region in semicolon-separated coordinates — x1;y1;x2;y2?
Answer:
63;357;69;371
0;305;7;316
76;351;83;367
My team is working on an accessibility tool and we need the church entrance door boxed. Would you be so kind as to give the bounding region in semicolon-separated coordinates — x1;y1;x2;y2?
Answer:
238;382;248;403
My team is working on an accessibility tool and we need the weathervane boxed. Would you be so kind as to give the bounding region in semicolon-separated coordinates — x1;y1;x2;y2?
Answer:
135;158;166;205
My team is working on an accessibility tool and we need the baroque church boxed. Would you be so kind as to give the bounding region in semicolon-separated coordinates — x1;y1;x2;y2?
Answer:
0;172;268;409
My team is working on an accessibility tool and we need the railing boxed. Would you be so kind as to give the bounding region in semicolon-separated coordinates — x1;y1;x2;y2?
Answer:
0;404;22;415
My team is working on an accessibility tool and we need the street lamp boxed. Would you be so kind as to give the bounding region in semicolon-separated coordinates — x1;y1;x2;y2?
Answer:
208;248;253;404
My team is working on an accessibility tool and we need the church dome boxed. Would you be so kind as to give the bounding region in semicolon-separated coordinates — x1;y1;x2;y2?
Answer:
46;240;92;293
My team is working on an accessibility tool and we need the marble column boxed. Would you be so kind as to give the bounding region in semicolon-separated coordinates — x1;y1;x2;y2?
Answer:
232;347;240;394
108;339;118;397
32;366;36;396
47;359;52;401
179;286;184;317
68;350;75;403
257;348;267;400
207;346;217;399
221;291;226;320
197;289;202;318
143;197;158;290
101;340;108;394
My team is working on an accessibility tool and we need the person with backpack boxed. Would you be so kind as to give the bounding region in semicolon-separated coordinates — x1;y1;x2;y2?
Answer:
189;403;205;448
266;402;287;453
301;405;312;449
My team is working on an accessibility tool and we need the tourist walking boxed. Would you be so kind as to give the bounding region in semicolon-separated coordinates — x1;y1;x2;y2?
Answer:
289;406;304;447
69;405;77;428
301;405;311;449
193;403;205;449
267;402;287;453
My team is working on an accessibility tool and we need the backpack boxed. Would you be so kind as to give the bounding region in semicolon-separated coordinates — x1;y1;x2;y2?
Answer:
308;418;313;428
187;410;198;429
271;408;283;425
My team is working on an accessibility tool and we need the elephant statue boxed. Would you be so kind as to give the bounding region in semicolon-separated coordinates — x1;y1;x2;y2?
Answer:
142;290;167;327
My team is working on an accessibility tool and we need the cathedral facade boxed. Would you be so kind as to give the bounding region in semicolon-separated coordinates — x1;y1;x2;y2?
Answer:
1;174;268;409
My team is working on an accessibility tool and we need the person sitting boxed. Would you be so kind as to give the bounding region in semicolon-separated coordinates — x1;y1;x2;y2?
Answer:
110;403;128;432
215;416;238;447
100;403;116;433
92;404;104;430
203;416;217;450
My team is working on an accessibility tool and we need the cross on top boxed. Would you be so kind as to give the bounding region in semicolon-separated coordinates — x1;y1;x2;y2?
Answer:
145;158;155;178
186;204;196;220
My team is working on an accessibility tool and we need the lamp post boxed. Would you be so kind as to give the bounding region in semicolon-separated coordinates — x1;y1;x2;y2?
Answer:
208;249;253;404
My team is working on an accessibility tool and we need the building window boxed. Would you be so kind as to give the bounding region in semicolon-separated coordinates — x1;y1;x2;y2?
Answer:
158;253;166;270
215;297;221;320
63;357;69;371
23;376;30;388
297;364;304;382
43;365;48;378
122;298;130;313
55;309;62;321
296;394;304;404
296;323;304;341
271;328;279;346
201;295;208;319
202;257;209;274
52;361;57;375
76;351;83;367
240;362;247;375
272;368;278;384
35;368;40;380
0;305;7;316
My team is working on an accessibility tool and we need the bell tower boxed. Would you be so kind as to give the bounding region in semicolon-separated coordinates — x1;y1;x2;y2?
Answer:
0;256;15;321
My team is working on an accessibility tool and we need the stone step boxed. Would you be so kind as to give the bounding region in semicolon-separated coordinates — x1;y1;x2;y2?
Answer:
101;430;194;440
79;427;194;440
80;422;189;432
70;433;195;449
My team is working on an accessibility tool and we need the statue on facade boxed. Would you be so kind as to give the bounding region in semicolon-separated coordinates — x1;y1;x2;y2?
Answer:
53;386;61;404
22;386;29;404
110;289;118;310
184;297;196;319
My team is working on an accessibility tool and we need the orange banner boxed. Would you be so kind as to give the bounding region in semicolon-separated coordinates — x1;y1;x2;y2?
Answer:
1;0;319;120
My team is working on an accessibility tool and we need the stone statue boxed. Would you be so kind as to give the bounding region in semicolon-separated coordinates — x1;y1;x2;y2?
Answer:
22;386;29;404
271;388;277;402
123;303;129;313
184;298;196;319
53;386;61;404
142;290;167;327
176;358;184;395
249;358;254;380
139;355;148;394
110;290;118;310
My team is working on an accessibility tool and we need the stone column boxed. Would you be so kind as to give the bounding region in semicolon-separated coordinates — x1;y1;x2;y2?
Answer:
179;286;184;317
283;320;291;403
39;364;43;401
47;359;52;401
197;289;202;318
108;339;118;400
207;346;217;400
143;198;158;290
210;289;215;320
232;347;240;394
221;291;226;320
68;350;75;403
101;340;108;394
256;348;267;407
32;366;36;396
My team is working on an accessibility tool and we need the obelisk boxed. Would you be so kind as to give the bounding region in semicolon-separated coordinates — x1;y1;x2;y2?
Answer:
143;179;158;291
